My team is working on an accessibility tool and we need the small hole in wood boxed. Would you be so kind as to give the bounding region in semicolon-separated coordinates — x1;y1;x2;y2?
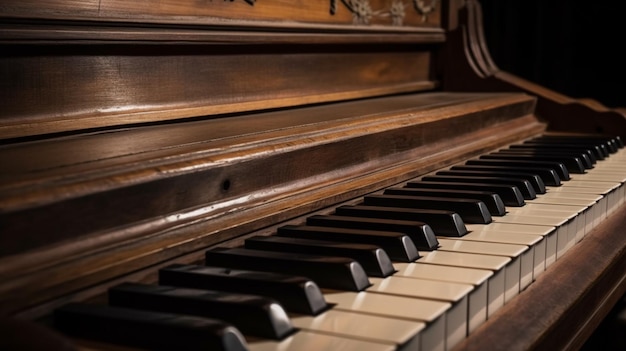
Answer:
221;179;231;192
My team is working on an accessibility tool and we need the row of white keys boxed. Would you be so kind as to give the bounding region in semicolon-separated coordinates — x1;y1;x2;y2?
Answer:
559;182;622;218
248;328;399;351
320;289;451;351
248;266;465;351
397;147;626;348
249;237;528;351
249;261;472;351
250;148;626;351
434;238;531;303
505;203;585;248
391;234;537;336
252;242;519;351
393;263;492;335
470;147;626;269
248;286;445;351
397;143;626;348
463;222;550;276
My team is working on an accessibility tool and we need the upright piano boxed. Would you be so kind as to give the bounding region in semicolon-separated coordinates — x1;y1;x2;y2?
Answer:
1;1;626;350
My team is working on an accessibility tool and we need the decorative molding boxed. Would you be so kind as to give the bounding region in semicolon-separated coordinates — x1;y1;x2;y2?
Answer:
330;0;439;25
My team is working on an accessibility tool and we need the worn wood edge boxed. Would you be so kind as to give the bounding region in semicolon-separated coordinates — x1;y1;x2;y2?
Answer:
0;81;437;141
0;97;543;317
0;9;442;34
452;204;626;351
0;92;532;209
0;21;446;44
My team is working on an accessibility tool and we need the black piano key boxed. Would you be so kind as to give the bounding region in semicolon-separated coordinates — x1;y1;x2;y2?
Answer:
363;194;492;224
481;153;586;174
532;135;621;153
494;149;594;169
436;169;546;194
276;225;420;262
306;214;439;251
465;158;570;181
159;264;329;315
384;186;506;216
611;135;624;149
421;175;537;200
451;164;562;186
335;204;468;237
505;145;597;165
54;303;249;351
205;247;371;291
244;235;395;278
518;142;606;160
525;139;610;158
404;180;525;207
108;283;295;340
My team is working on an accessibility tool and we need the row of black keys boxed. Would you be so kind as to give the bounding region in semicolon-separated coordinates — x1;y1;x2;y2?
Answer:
54;135;623;350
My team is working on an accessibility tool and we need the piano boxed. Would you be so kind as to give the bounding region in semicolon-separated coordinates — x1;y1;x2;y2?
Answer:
1;0;625;350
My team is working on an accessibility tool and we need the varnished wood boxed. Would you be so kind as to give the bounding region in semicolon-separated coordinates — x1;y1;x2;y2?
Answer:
2;1;626;349
441;0;626;139
0;91;541;318
0;42;436;139
0;0;442;28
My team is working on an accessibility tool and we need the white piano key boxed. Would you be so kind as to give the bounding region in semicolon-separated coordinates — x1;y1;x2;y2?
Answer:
290;310;425;351
393;263;491;335
564;180;623;215
561;181;622;215
416;250;509;318
247;329;396;351
436;238;533;296
323;291;451;351
453;229;545;280
569;173;626;183
465;222;554;270
571;174;626;220
526;196;595;235
368;276;473;350
539;192;604;228
504;205;583;245
491;214;573;259
546;185;616;223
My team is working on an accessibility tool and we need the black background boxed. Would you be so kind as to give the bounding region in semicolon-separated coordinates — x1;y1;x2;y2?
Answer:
478;0;624;108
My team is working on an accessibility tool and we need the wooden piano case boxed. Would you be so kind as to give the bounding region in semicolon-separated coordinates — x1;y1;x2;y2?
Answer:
1;0;625;350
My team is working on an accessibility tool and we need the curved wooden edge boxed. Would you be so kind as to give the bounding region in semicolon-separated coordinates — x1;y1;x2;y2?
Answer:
453;203;626;351
441;0;626;139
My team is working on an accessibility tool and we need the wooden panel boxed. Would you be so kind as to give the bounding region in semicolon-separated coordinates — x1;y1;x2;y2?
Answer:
0;92;541;317
0;44;434;139
0;0;442;29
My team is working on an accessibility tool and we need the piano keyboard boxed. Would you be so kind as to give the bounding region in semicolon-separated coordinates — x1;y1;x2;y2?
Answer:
53;134;626;351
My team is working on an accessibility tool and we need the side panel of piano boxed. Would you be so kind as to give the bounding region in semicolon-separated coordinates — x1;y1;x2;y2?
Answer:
1;0;626;350
441;1;626;350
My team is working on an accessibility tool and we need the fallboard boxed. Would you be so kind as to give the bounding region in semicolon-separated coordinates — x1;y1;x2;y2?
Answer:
0;0;446;139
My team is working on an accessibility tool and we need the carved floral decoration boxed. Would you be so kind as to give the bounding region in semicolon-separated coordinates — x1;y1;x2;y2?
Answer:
219;0;437;26
330;0;439;25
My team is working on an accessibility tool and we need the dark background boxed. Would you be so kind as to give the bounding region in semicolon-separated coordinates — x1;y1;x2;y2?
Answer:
477;0;624;108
